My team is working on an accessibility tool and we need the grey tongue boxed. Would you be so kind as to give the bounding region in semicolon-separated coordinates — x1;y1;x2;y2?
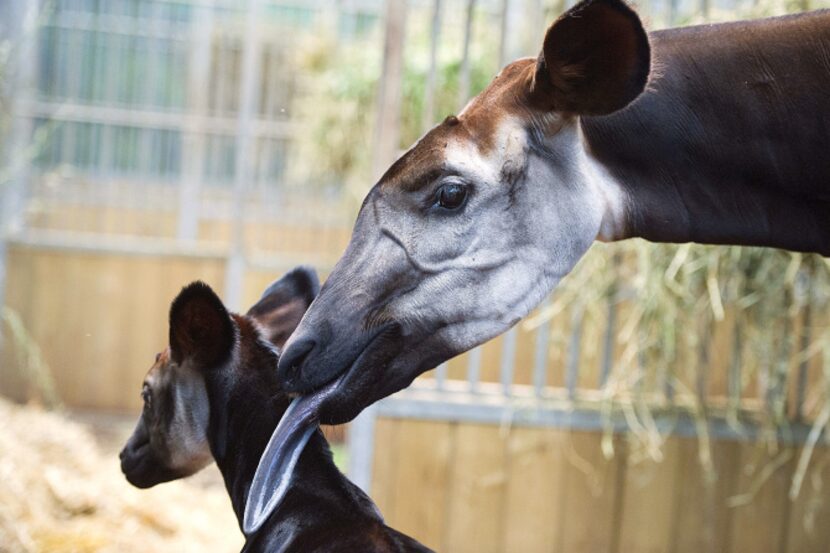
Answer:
242;377;341;535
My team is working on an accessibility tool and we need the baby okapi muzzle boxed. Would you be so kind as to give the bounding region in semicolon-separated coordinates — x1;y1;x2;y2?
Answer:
119;268;430;553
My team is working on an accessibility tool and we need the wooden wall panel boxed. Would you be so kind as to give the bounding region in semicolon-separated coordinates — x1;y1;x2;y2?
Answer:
501;427;564;553
672;437;741;553
444;423;508;553
728;443;796;553
617;438;681;553
389;419;454;551
1;245;225;411
370;420;829;553
558;430;624;553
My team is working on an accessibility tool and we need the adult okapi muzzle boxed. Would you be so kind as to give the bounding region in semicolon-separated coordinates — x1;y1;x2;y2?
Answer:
278;0;651;424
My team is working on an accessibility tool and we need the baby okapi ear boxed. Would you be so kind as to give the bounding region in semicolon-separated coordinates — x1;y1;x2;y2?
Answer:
169;281;236;368
531;0;650;115
246;266;320;350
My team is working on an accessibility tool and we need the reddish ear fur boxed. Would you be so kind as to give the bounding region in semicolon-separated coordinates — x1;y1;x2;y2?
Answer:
531;0;650;115
169;281;235;368
246;266;319;349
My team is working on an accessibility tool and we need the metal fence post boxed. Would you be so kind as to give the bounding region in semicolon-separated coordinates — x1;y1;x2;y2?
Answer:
371;0;407;182
0;0;38;352
225;0;262;310
348;403;378;493
177;0;215;241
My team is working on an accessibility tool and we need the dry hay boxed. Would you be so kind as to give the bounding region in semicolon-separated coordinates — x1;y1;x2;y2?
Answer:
0;399;242;553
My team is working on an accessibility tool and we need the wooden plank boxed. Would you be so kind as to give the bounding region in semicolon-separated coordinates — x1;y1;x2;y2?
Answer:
445;423;508;553
728;442;795;553
369;417;400;517
502;427;565;552
673;437;741;553
389;419;454;551
617;436;681;553
560;430;623;553
785;444;830;553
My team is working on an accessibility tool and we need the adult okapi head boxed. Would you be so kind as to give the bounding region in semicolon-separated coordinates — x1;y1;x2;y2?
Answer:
278;0;651;423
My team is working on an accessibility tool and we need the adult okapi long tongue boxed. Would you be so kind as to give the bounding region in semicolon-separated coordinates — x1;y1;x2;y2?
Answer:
278;0;830;425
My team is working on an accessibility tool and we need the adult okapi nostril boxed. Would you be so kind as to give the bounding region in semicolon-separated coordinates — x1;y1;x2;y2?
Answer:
277;337;316;386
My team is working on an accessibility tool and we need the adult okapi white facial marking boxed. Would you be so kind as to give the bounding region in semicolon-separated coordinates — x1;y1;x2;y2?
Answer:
277;0;830;425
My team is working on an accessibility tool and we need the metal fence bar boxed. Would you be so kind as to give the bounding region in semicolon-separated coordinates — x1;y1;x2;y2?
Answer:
457;0;475;111
422;0;442;131
795;302;811;421
532;301;550;397
435;361;448;390
347;403;378;493
467;345;482;393
225;0;262;310
500;327;517;395
177;0;215;240
566;304;584;400
599;295;617;388
497;0;509;69
371;0;407;180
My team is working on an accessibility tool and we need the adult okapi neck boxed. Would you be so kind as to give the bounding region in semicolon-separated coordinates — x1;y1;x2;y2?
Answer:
581;10;830;255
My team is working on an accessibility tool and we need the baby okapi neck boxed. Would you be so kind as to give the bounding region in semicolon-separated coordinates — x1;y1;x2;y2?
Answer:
203;370;381;537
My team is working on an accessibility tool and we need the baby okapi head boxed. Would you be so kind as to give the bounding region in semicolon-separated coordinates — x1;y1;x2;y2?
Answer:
119;267;319;489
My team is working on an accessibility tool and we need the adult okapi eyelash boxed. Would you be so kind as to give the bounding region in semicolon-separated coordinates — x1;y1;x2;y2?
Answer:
429;179;470;212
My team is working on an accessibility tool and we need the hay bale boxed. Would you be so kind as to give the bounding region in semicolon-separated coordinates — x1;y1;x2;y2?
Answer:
0;399;242;553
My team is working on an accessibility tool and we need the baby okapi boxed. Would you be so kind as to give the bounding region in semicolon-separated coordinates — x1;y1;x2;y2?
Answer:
119;267;430;553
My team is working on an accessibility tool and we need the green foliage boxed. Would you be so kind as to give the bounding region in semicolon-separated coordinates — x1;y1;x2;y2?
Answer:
288;8;500;201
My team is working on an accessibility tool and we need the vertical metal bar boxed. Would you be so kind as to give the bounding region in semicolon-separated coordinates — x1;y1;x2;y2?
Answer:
225;0;262;310
668;0;679;26
0;0;39;354
566;305;584;400
532;299;551;397
700;0;710;22
728;322;743;414
500;327;517;396
1;0;38;235
435;361;448;390
422;0;441;131
347;404;378;493
177;0;214;241
795;302;811;421
457;0;475;111
497;0;509;70
467;346;482;393
599;295;617;388
371;0;407;181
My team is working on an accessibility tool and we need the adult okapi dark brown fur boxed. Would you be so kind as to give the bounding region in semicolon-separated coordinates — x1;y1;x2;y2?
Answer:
119;269;431;553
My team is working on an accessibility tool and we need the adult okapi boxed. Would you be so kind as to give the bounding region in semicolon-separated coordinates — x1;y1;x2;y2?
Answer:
250;1;830;523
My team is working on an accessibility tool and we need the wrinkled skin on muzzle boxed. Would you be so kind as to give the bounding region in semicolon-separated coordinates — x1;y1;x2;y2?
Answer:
278;0;651;424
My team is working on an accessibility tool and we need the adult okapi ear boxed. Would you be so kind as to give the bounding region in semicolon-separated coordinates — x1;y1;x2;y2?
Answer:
246;266;320;350
530;0;650;115
169;281;236;368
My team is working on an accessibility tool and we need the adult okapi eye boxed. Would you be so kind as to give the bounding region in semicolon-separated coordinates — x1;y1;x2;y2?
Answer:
436;182;467;210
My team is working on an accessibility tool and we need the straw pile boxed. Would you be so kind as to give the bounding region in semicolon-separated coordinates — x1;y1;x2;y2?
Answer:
0;399;242;553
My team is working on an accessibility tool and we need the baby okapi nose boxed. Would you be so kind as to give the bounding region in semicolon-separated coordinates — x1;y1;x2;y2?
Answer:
277;337;316;386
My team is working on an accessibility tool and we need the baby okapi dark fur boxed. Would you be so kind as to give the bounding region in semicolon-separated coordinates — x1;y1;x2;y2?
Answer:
119;267;431;553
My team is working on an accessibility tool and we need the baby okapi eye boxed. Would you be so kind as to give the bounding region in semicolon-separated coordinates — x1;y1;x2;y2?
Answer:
436;182;467;210
141;384;152;408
